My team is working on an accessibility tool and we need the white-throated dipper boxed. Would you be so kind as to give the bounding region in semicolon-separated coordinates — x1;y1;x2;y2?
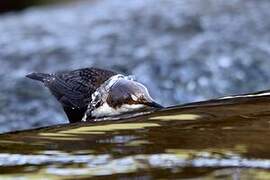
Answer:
26;67;163;123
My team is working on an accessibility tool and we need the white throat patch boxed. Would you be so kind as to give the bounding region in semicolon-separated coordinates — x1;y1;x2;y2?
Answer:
91;103;145;118
82;74;140;121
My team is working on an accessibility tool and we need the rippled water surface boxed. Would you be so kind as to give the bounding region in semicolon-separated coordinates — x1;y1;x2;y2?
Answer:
2;0;270;133
0;95;270;179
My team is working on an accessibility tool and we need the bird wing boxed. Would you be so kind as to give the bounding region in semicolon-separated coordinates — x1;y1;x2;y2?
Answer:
27;67;117;123
47;67;117;109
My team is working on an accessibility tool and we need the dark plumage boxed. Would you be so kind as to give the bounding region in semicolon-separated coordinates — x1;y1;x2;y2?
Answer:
26;67;117;123
27;67;163;123
107;79;153;108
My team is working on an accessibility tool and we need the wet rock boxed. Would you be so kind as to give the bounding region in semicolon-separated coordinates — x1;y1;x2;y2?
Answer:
0;0;270;132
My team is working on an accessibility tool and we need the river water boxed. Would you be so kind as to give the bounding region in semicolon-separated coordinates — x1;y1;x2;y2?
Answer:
0;94;270;179
0;0;270;132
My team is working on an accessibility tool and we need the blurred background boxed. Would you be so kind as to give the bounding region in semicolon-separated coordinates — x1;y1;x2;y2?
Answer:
0;0;269;133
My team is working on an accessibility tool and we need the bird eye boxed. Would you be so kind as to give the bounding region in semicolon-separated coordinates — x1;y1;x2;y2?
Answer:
131;94;138;101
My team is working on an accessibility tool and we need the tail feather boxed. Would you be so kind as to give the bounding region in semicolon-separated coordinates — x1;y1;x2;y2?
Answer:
26;72;51;82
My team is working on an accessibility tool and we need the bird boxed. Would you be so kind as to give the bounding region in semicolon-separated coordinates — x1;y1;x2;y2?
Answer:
26;67;163;123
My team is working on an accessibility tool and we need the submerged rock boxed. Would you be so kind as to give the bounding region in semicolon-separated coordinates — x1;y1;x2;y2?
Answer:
0;0;270;132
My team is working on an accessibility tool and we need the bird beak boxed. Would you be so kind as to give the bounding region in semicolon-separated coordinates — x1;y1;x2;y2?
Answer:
144;101;164;108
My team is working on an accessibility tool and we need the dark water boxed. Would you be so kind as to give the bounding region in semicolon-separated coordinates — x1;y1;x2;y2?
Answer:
1;0;270;133
0;94;270;179
0;0;67;13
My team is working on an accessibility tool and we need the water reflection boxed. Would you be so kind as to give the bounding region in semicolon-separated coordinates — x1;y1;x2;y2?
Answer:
0;152;270;177
150;114;201;121
0;95;270;178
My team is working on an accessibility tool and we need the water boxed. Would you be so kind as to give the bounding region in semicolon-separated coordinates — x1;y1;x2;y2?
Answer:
0;0;269;178
0;94;270;179
1;0;270;133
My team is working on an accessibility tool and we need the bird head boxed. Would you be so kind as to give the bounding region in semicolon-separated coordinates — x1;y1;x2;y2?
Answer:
106;78;163;110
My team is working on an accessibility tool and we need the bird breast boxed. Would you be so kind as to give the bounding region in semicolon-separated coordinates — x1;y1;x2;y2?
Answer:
91;102;145;118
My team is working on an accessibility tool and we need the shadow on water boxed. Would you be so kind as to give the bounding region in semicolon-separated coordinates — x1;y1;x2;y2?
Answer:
1;93;270;179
